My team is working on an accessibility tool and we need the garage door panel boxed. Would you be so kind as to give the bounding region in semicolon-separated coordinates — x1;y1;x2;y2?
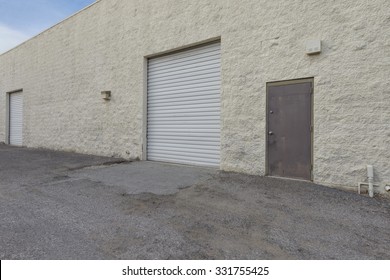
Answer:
148;157;220;167
148;152;220;162
148;105;220;114
149;142;220;150
148;68;220;83
151;148;219;162
148;72;220;88
149;113;220;120
148;109;220;117
148;58;220;75
148;98;221;107
149;96;220;106
147;137;220;144
149;44;220;66
148;115;220;122
149;53;221;72
148;123;220;130
149;93;220;104
147;65;221;80
148;81;221;93
148;124;220;130
148;86;220;98
148;76;221;89
148;43;221;167
148;47;220;66
148;130;219;137
9;92;23;146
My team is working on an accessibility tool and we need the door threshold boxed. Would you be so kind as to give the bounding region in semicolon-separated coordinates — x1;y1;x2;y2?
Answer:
146;160;219;171
267;175;313;183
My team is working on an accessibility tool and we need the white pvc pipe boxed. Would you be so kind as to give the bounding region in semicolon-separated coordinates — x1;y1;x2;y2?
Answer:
367;165;374;198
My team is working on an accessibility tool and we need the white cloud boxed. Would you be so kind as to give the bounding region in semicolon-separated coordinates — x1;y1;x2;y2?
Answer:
0;24;31;54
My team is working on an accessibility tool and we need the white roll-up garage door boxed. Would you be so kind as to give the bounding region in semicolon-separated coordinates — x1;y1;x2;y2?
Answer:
147;43;221;167
9;92;23;146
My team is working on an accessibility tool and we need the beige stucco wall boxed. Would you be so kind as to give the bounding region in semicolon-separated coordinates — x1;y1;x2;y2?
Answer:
0;0;389;193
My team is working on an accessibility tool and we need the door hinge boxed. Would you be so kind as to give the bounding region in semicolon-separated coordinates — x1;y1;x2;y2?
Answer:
311;164;314;171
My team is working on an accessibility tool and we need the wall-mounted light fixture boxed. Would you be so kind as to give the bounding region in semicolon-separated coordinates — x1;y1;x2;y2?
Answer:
101;91;111;101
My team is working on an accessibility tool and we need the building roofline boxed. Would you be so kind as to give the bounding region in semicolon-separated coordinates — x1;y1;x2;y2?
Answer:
0;0;103;57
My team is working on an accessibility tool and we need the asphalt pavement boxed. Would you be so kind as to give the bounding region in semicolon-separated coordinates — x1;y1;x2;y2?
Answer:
0;145;389;259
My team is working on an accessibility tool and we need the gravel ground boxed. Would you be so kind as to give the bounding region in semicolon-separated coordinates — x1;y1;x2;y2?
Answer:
0;145;389;259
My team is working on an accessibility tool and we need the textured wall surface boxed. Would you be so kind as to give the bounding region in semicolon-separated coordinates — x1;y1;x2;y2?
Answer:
0;0;389;193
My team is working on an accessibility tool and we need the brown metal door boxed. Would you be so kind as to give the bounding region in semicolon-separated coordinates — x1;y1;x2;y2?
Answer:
267;80;312;180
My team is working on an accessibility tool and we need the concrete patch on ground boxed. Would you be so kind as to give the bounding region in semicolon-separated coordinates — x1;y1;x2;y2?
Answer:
70;161;217;195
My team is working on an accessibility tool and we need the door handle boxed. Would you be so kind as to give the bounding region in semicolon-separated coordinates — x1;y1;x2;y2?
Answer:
268;131;274;135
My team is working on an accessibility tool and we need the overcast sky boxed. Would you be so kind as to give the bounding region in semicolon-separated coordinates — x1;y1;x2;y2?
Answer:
0;0;96;54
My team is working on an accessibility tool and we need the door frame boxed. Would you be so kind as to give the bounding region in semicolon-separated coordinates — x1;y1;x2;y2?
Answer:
142;38;221;161
6;89;23;145
265;78;314;181
142;39;222;164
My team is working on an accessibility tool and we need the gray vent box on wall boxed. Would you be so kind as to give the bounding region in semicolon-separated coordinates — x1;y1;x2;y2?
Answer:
306;39;322;55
